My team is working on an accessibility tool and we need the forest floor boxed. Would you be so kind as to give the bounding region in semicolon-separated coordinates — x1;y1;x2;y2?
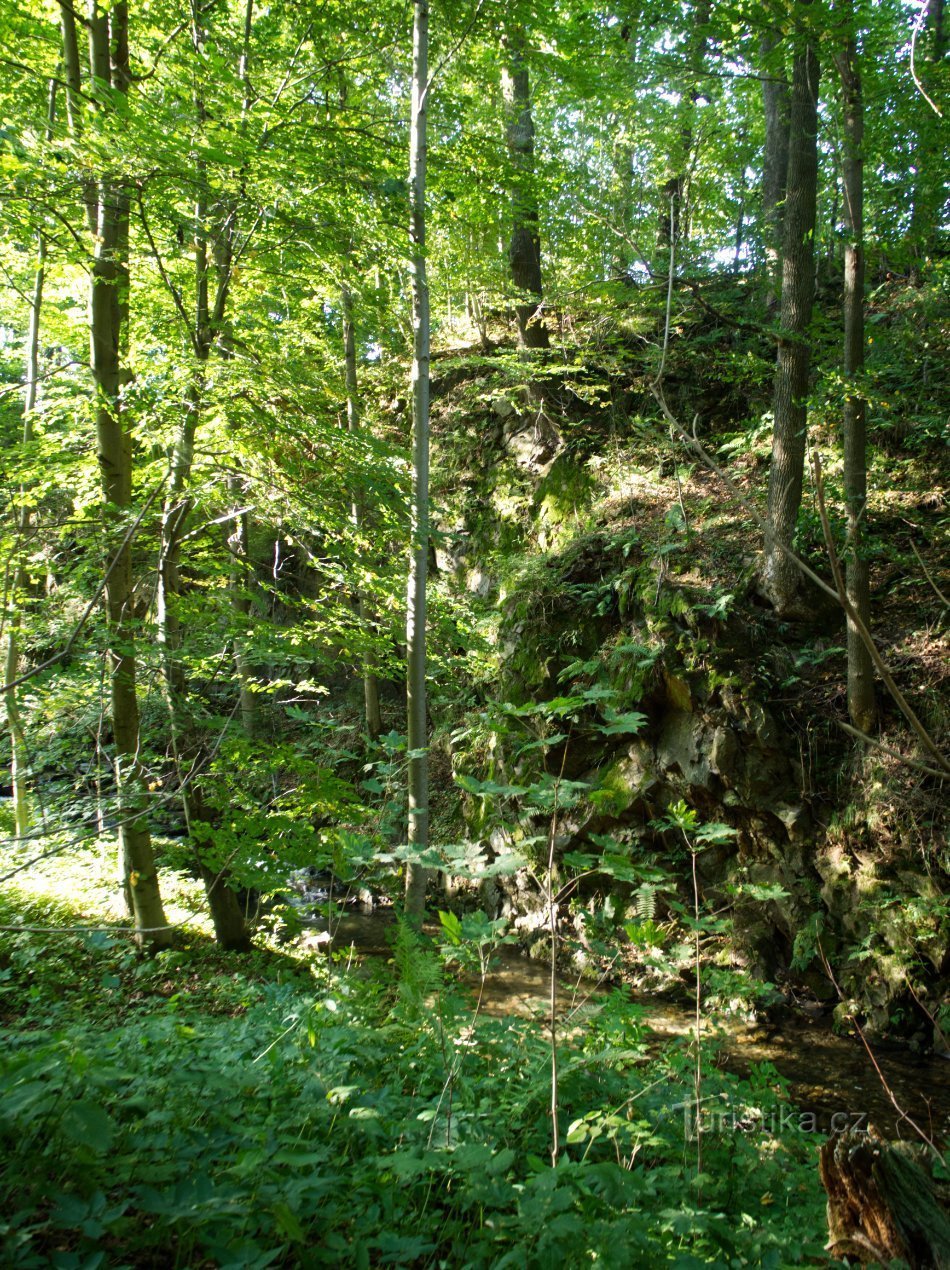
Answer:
0;843;841;1267
2;842;948;1266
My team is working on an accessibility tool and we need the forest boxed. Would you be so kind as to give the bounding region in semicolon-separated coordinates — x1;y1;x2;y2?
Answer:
0;0;948;1264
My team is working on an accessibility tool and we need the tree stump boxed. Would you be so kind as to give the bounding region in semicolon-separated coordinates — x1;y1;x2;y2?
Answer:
819;1129;950;1268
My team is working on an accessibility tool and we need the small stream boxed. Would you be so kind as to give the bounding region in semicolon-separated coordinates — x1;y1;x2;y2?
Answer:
301;909;950;1146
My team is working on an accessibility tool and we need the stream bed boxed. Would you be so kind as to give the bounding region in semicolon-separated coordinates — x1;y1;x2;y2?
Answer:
302;910;950;1146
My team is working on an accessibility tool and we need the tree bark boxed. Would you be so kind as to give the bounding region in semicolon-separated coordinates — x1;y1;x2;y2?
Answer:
835;13;876;732
820;1131;950;1268
84;1;171;949
4;236;45;840
2;83;56;841
153;4;251;951
342;283;383;742
760;30;790;308
502;27;549;350
405;0;431;924
762;29;820;616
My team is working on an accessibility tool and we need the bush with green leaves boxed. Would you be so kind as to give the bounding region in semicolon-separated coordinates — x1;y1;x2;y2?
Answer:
0;926;829;1268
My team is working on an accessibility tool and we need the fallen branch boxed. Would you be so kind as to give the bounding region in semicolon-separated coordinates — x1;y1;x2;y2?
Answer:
836;720;948;781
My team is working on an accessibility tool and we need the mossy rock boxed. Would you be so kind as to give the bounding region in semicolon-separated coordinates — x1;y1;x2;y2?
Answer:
533;457;597;547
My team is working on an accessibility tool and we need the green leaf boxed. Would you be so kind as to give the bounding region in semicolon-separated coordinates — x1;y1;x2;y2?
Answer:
455;773;527;798
695;822;736;845
595;710;648;736
273;1201;306;1243
438;910;463;944
60;1100;114;1154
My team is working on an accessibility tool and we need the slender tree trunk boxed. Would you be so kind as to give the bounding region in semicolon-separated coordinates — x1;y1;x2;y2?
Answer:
222;0;262;741
835;10;876;731
614;4;644;277
732;150;747;271
226;507;261;737
405;0;430;924
760;30;790;308
502;26;549;350
85;2;171;948
3;629;30;839
762;32;820;616
153;6;251;951
342;284;383;741
60;5;97;234
4;239;45;839
2;76;54;840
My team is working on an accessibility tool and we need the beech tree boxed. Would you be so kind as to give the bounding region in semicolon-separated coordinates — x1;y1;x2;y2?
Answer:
405;0;431;924
1;81;52;841
835;1;876;732
148;0;254;951
60;0;171;947
760;27;790;307
762;14;820;616
502;24;549;350
342;280;384;742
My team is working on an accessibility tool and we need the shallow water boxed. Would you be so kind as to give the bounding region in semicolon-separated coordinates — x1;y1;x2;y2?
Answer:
304;911;950;1145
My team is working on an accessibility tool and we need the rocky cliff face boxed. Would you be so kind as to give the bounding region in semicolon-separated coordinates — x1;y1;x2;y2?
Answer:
427;355;949;1046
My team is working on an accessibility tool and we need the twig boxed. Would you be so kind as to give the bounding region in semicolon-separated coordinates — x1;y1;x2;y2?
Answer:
811;449;949;773
836;721;947;780
817;939;946;1164
906;980;950;1057
421;0;488;109
547;728;572;1167
137;195;196;347
852;1021;945;1164
909;538;949;608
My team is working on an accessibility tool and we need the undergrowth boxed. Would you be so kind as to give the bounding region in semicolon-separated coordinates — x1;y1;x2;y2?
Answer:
0;853;830;1268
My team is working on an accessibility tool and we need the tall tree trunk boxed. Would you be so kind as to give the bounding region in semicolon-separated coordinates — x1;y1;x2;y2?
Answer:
4;248;45;841
732;148;747;271
405;0;431;924
762;31;820;616
227;506;261;737
85;1;171;949
342;283;382;741
2;214;50;839
153;4;251;951
835;7;876;732
502;27;549;350
760;30;790;308
222;0;262;742
3;81;56;840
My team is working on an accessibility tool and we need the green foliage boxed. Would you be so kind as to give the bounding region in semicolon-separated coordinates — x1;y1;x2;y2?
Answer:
438;908;514;978
791;912;826;974
392;919;443;1022
0;909;828;1268
0;1;946;1261
188;737;372;900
